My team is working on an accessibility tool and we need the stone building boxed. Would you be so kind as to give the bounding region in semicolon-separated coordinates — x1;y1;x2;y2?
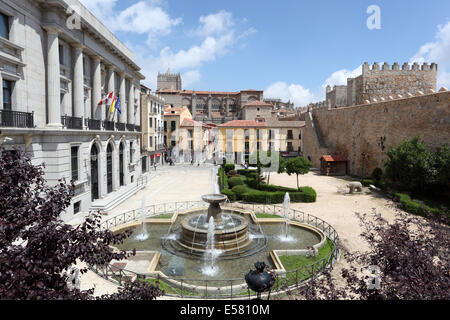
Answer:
0;0;145;221
140;85;165;167
217;119;304;164
157;68;181;91
313;62;438;110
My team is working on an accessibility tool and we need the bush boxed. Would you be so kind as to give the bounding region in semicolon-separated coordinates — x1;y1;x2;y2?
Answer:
219;168;229;191
237;169;258;176
228;176;245;188
258;183;298;193
246;177;259;189
362;179;375;187
227;170;237;176
221;189;236;202
294;187;317;202
223;164;235;173
231;185;248;200
372;167;383;181
242;188;317;204
394;193;442;217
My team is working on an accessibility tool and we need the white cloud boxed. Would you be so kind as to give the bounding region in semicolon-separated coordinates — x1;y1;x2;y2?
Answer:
411;21;450;88
182;70;202;88
195;10;234;36
321;65;362;90
265;82;316;107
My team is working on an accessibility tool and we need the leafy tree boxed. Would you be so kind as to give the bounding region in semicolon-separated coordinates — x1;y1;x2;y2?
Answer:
384;136;435;192
296;209;449;300
0;147;163;300
432;143;450;189
285;157;311;189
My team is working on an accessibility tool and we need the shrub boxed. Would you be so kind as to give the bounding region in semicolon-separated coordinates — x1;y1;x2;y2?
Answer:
231;185;248;200
221;189;236;202
246;177;259;189
258;184;298;193
228;176;245;188
372;167;383;181
362;179;375;187
223;164;235;173
227;170;237;176
295;187;317;202
237;169;258;176
394;193;442;217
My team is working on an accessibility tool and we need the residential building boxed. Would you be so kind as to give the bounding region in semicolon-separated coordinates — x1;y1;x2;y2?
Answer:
140;85;165;167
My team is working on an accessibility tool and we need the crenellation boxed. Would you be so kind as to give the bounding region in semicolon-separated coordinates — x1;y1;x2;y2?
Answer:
402;62;410;70
382;62;390;70
392;62;400;70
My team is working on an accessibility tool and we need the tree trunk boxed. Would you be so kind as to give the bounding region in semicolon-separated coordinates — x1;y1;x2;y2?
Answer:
268;172;271;184
296;174;299;189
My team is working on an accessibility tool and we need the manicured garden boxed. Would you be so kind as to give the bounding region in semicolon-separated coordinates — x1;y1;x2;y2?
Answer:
218;162;317;204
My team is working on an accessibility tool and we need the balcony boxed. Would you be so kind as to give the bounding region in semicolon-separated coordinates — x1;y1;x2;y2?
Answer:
85;118;102;130
0;109;34;128
116;122;126;131
103;120;115;131
126;124;135;131
61;115;83;129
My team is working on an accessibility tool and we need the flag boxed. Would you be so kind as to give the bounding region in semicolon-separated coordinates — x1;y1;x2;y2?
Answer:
97;92;113;107
109;96;116;113
115;96;121;115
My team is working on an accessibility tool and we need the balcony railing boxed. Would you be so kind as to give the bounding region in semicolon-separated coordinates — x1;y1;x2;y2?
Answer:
135;125;141;132
0;109;34;128
126;124;135;131
116;122;126;131
61;115;83;129
85;118;102;130
103;120;115;131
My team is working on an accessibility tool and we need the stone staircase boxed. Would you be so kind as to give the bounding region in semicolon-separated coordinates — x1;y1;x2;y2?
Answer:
89;175;148;213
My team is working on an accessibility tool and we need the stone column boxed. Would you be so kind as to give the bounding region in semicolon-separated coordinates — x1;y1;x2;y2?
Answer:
118;72;127;123
128;80;135;125
135;85;140;126
45;27;62;128
0;71;3;110
107;66;115;121
207;94;212;119
92;56;102;120
72;44;84;120
192;92;197;118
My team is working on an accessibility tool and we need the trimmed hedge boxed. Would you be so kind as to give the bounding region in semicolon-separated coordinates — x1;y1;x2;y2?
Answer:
232;185;248;200
221;189;236;201
228;176;245;188
223;164;235;173
395;193;441;216
242;187;316;204
237;169;258;176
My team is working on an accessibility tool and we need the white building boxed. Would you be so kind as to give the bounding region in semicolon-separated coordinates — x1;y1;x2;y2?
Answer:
0;0;146;221
140;85;166;167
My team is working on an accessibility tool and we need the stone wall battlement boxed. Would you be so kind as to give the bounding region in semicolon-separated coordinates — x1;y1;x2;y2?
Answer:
362;61;437;73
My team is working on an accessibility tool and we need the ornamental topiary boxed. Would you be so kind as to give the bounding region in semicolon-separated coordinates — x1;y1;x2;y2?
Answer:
231;185;248;200
228;176;245;188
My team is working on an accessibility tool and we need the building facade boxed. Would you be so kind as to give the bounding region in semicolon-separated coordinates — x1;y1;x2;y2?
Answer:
0;0;145;221
140;85;165;167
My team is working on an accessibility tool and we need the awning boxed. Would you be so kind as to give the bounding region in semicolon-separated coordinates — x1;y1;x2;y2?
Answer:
150;153;162;158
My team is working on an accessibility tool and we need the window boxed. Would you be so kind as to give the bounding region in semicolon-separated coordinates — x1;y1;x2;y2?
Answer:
171;121;176;131
0;13;9;40
299;131;302;139
164;121;167;132
59;44;64;65
149;117;153;128
71;146;79;181
73;201;81;214
2;80;13;110
149;136;153;147
287;130;293;140
287;142;293;152
244;129;249;138
142;156;147;173
130;142;133;163
226;130;233;139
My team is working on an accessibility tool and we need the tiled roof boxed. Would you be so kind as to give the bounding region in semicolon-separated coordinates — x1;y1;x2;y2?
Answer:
321;155;347;162
219;120;266;128
243;100;273;107
180;118;213;128
265;119;305;127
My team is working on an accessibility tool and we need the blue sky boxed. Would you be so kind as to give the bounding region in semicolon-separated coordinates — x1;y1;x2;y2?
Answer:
80;0;450;106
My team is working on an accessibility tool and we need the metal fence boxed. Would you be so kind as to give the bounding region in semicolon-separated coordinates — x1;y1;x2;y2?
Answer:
93;201;340;299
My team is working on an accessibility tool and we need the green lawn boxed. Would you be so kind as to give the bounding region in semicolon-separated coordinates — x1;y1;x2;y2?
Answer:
151;213;174;219
255;213;282;219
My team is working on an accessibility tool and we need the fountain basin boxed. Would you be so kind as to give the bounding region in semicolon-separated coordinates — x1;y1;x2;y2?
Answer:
179;213;251;253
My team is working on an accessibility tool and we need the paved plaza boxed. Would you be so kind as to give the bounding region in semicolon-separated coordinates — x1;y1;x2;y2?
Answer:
78;165;406;298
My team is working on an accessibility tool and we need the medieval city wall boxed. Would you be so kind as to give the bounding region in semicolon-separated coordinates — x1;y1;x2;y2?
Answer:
303;90;450;176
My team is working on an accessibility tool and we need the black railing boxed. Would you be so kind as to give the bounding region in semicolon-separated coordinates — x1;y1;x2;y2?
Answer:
85;118;102;130
116;122;126;131
0;109;34;128
103;120;115;131
61;115;83;129
135;125;141;132
126;124;135;131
